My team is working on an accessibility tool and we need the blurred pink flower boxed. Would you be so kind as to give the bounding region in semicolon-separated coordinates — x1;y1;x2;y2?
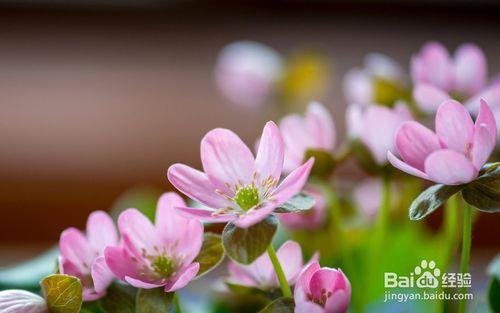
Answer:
388;99;496;185
168;121;314;228
215;41;283;108
353;178;397;219
294;261;351;313
346;102;413;165
343;53;405;106
59;211;118;301
0;290;48;313
104;192;203;292
280;102;336;173
227;241;318;289
278;187;327;229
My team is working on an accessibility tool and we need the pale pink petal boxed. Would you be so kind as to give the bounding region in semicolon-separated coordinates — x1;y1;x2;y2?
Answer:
424;149;478;185
395;121;441;171
273;158;314;205
104;246;140;282
167;163;229;209
58;257;81;278
471;125;494;170
353;178;383;218
294;300;324;313
365;53;404;80
412;42;454;91
118;209;160;256
325;290;349;313
226;261;259;287
125;276;164;289
164;262;200;292
240;253;275;287
387;151;430;180
233;202;276;228
475;99;497;146
306;102;336;150
82;290;104;302
0;290;48;313
255;121;284;181
175;206;237;223
276;241;303;284
413;84;450;114
454;43;487;96
280;115;312;165
59;228;93;274
466;82;500;114
91;256;114;294
435;100;474;153
86;211;118;253
345;104;363;138
343;68;373;105
200;128;255;193
294;261;321;299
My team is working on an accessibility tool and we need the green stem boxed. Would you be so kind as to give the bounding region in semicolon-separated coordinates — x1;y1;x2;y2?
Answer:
373;174;391;254
267;245;292;298
458;202;472;313
173;292;182;313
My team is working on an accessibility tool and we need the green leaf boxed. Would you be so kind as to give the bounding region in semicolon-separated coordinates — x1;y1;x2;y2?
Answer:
462;165;500;212
136;288;174;313
80;302;105;313
304;149;336;177
488;278;500;313
194;233;225;277
488;255;500;280
409;184;463;220
100;283;136;313
40;274;82;313
259;297;295;313
274;193;315;213
222;215;278;264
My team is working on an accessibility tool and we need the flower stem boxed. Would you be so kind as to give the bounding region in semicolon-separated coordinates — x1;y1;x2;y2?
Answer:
173;292;183;313
373;173;391;255
458;202;472;313
267;245;292;298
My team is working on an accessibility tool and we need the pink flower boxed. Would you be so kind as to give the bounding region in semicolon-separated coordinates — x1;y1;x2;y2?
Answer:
215;41;283;108
346;102;413;165
167;121;314;228
353;178;397;219
343;53;405;106
226;241;318;290
412;41;490;113
388;99;496;185
59;211;118;301
104;192;203;292
280;102;336;173
278;187;327;229
294;261;351;313
0;290;48;313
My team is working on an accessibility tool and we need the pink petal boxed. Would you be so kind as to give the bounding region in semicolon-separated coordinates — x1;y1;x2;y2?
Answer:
365;53;404;80
475;99;497;146
125;276;164;289
471;125;494;170
200;128;255;193
325;290;350;313
175;206;237;223
86;211;118;253
233;202;276;228
226;261;259;287
280;115;312;166
91;256;114;294
424;149;478;185
465;82;500;114
273;158;314;205
435;100;474;154
164;262;200;292
104;246;139;282
412;42;454;91
167;163;229;209
294;300;324;313
309;268;349;301
118;209;160;257
454;43;487;96
255;121;284;181
276;241;303;284
345;104;363;138
0;290;48;313
395;121;441;171
413;84;450;114
58;257;81;278
342;68;373;105
294;261;321;299
305;102;336;150
82;290;104;302
59;228;93;274
387;151;430;181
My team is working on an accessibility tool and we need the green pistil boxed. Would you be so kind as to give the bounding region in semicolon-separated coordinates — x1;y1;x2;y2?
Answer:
152;255;175;278
234;186;260;211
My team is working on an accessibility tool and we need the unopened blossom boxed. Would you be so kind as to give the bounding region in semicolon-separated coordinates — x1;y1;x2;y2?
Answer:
279;102;336;174
294;261;351;313
0;290;48;313
388;99;496;185
59;211;118;301
226;241;318;289
215;41;283;108
411;41;495;114
105;192;203;292
278;187;327;229
343;53;407;107
346;102;413;165
168;121;314;228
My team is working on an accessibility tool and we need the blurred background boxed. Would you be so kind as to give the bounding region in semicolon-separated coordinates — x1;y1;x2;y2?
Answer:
0;0;499;262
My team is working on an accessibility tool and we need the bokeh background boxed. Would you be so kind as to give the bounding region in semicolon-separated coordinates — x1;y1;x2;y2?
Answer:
0;0;499;263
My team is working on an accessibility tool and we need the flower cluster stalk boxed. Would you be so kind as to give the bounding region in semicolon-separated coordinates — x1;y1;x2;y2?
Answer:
458;202;472;313
267;245;292;298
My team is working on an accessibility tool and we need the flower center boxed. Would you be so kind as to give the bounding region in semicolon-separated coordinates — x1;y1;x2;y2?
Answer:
307;288;333;307
152;255;176;278
234;185;260;211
